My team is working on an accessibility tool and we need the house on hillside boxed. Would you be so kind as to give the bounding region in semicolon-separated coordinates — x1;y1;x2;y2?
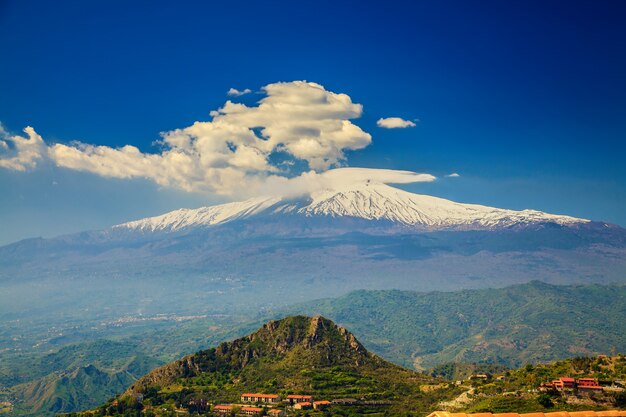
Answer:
294;402;312;410
268;409;286;417
553;377;576;390
313;400;331;410
241;393;281;404
542;377;605;393
577;378;603;393
213;404;233;415
287;394;313;405
241;406;263;416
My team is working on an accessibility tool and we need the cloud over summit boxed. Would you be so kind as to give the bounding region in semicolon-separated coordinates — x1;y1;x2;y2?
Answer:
0;81;435;197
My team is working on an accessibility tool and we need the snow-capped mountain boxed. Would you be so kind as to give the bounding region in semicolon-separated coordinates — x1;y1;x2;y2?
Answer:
117;182;588;233
1;180;624;327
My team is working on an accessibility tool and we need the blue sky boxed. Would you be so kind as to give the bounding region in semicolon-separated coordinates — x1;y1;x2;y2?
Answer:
1;0;625;244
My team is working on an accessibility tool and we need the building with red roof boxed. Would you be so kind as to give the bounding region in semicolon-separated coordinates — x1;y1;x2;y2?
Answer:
241;393;281;404
287;395;313;405
294;402;313;410
241;406;263;416
313;400;332;410
213;404;233;414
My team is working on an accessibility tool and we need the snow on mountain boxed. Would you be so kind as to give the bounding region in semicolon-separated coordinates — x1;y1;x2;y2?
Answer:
118;196;282;232
116;181;588;232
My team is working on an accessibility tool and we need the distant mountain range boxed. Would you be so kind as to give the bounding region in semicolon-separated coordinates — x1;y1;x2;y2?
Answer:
1;181;625;322
288;281;626;369
3;282;626;416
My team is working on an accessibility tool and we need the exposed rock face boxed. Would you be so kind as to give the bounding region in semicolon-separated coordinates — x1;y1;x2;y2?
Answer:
125;316;376;395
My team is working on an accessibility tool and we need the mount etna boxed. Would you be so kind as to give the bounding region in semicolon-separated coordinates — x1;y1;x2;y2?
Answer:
1;180;625;323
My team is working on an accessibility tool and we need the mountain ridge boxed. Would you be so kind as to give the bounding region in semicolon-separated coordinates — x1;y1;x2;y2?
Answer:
87;315;454;417
114;182;590;234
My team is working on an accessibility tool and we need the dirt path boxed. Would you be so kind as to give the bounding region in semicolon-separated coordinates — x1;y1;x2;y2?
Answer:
438;387;475;409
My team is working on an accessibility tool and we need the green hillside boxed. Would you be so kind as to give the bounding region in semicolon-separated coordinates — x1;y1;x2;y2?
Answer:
73;316;461;417
288;281;626;369
447;355;626;413
11;365;135;416
2;341;163;417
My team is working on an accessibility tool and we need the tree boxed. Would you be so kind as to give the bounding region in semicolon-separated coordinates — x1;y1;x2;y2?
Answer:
537;393;554;408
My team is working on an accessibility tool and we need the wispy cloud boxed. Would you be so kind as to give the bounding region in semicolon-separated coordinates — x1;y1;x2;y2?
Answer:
377;117;417;129
0;81;437;197
446;172;460;178
227;87;252;97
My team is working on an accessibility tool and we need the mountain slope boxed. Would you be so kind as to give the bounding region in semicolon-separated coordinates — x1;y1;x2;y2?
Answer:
11;365;136;416
116;182;589;233
92;316;459;416
3;340;162;417
286;282;626;370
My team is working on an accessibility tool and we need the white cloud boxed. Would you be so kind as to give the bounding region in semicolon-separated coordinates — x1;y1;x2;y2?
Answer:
446;172;460;178
258;167;436;198
0;81;439;197
377;117;417;129
227;87;252;97
0;125;48;171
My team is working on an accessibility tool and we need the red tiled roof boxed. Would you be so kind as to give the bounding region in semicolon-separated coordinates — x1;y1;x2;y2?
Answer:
242;393;280;398
214;405;232;410
242;407;263;412
288;395;313;399
314;401;332;405
560;378;575;382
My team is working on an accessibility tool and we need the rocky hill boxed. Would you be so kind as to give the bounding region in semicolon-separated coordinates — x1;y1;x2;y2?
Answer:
78;316;460;416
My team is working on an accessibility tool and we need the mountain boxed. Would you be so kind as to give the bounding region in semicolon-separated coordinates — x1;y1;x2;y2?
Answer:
2;340;162;417
116;182;588;232
80;316;460;416
1;181;625;328
285;281;626;370
10;365;136;416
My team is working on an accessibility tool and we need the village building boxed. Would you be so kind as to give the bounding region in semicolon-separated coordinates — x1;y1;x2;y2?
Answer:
577;378;603;393
313;400;332;410
468;374;489;380
541;377;605;393
294;402;313;410
268;409;286;417
287;394;314;405
241;393;281;404
553;377;576;390
241;406;263;416
213;404;233;415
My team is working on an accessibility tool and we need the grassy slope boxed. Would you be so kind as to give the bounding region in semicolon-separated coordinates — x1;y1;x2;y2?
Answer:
459;355;626;413
287;281;626;369
81;316;461;417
